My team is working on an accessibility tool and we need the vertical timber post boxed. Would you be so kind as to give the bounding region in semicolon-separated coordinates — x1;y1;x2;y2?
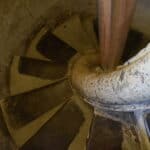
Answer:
98;0;137;69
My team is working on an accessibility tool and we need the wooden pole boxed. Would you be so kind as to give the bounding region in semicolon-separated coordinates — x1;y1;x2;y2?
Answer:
98;0;137;70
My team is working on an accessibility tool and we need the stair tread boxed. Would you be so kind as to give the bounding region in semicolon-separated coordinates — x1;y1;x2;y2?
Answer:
0;107;17;150
87;115;123;150
19;56;68;80
81;17;98;50
2;102;66;147
37;29;76;63
21;100;84;150
1;79;72;129
10;56;59;96
53;15;95;53
68;95;94;150
25;27;50;61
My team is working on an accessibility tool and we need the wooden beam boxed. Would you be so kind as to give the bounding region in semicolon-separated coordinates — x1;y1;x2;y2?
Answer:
98;0;137;69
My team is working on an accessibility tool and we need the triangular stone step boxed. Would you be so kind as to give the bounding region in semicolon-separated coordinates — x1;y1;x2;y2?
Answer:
25;27;50;61
37;29;76;63
81;17;98;51
1;101;67;148
52;15;95;54
10;56;61;96
20;100;84;150
1;79;72;129
87;115;123;150
68;94;94;150
0;106;17;150
18;57;68;80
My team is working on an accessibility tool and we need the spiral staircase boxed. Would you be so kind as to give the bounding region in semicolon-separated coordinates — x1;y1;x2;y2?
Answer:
0;14;149;150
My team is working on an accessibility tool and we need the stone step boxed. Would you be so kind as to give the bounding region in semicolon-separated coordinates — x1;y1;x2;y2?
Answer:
21;100;84;150
37;29;76;63
0;106;17;150
10;56;61;96
87;115;123;150
81;17;98;50
68;94;93;150
1;101;67;148
25;27;50;61
52;15;95;54
18;57;68;80
1;79;72;129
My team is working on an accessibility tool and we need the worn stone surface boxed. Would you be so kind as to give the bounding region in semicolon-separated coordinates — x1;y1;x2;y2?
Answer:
95;109;136;126
87;115;123;150
122;126;140;150
2;102;66;147
10;56;59;96
21;101;84;150
25;27;50;61
68;94;94;150
19;57;68;80
0;107;17;150
1;80;72;129
82;17;98;50
37;30;76;63
53;15;95;53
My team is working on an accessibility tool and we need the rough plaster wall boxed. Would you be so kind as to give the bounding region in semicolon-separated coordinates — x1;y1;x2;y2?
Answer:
0;0;149;98
0;0;96;98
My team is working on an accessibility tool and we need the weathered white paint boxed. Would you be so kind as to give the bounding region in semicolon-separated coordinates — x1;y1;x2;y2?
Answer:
71;43;150;106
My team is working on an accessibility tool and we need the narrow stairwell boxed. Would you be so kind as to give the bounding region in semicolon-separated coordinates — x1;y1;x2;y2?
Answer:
0;14;149;150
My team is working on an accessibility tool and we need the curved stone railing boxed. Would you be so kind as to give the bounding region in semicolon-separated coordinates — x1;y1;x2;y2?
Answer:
71;43;150;108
